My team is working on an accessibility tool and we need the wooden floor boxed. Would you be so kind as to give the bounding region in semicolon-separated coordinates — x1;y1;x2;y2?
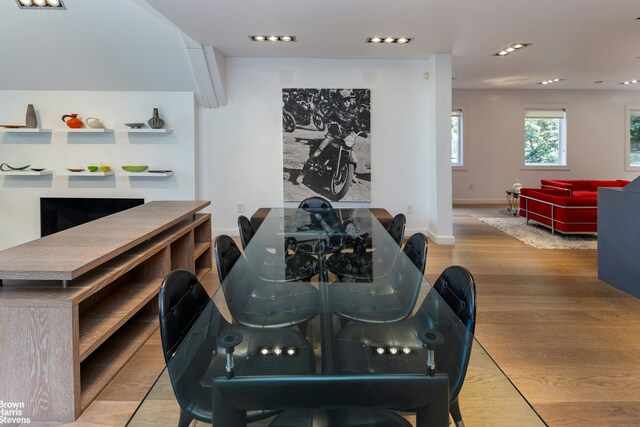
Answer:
26;206;640;426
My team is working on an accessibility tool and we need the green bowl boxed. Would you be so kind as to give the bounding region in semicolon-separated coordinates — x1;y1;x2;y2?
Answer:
87;166;99;172
122;165;148;173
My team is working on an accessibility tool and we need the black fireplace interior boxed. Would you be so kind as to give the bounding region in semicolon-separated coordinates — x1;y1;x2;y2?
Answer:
40;197;145;237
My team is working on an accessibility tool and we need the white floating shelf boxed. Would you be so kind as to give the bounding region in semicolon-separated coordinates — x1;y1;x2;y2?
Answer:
0;128;52;133
0;170;53;176
118;171;174;177
58;171;115;177
53;128;113;133
116;128;172;133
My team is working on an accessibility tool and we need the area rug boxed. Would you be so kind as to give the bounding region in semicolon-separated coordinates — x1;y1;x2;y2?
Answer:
479;217;597;250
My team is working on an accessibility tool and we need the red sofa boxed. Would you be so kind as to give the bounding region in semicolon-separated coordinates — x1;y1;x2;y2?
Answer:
519;179;630;234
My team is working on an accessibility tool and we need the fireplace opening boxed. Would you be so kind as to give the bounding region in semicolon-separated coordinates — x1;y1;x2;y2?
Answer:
40;197;145;237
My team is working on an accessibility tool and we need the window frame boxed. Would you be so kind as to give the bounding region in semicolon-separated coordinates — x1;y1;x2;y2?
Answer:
451;105;466;170
522;106;569;171
625;105;640;171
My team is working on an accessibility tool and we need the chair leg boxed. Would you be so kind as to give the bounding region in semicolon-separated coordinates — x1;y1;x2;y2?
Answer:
178;408;193;427
450;397;465;427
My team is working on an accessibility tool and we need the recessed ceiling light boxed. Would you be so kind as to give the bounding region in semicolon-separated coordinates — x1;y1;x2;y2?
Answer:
539;78;565;85
250;35;296;42
366;37;413;44
16;0;64;8
619;80;640;85
493;43;531;56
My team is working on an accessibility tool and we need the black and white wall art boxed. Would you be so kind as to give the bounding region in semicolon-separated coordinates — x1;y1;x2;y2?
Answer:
283;88;371;202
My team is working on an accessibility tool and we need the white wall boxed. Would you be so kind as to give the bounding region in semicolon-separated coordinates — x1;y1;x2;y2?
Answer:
0;91;196;250
198;58;449;239
452;89;640;203
0;0;194;92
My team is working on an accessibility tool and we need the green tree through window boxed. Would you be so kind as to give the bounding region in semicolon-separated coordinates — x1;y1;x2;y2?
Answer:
525;118;560;164
524;109;565;166
630;112;640;166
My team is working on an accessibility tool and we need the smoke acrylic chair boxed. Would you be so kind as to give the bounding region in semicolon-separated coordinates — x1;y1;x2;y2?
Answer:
327;213;408;281
333;265;476;427
237;215;318;281
329;233;428;324
214;235;320;328
158;269;316;427
298;196;334;212
212;374;450;427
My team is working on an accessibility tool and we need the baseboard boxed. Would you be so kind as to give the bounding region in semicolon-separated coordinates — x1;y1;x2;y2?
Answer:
427;231;456;245
453;198;507;205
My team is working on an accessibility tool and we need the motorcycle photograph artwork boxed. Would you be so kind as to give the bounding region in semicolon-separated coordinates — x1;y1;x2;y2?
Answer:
282;88;371;202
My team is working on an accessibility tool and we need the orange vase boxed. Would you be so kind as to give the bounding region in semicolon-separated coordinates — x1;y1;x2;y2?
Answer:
61;114;83;129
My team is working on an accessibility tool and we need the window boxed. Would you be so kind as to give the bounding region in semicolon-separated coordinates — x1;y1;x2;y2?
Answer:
626;106;640;170
451;109;463;166
524;109;566;166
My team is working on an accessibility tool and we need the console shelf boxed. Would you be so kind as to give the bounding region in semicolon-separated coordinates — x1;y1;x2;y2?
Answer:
80;310;158;411
0;201;212;422
78;275;165;362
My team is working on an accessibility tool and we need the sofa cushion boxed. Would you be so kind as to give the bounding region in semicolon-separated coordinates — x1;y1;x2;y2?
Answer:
522;190;597;207
540;180;575;192
572;191;597;198
587;180;625;191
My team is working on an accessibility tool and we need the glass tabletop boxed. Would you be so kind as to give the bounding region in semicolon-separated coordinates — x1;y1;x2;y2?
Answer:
165;208;472;419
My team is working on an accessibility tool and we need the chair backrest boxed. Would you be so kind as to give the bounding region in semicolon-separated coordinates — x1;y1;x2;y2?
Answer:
158;269;211;363
214;235;242;284
237;215;256;250
433;266;476;334
431;265;476;400
213;374;449;427
387;213;406;246
298;196;333;213
402;232;428;274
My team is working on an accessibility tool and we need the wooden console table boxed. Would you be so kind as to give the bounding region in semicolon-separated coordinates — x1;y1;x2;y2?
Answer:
0;201;212;422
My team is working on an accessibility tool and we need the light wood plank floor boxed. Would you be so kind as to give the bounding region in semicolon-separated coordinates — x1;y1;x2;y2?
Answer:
26;206;640;426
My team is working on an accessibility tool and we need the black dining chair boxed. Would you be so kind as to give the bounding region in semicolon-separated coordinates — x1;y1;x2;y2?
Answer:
238;215;256;250
387;213;407;247
333;265;477;427
237;215;319;281
158;269;316;427
214;235;320;328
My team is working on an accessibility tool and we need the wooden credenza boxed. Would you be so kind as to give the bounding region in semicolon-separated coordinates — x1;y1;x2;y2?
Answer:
0;201;212;422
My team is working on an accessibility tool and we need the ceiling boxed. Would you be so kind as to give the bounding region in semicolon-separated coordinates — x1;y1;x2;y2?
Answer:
144;0;640;90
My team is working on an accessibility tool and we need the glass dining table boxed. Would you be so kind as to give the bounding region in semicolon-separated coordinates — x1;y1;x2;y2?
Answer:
165;208;472;426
